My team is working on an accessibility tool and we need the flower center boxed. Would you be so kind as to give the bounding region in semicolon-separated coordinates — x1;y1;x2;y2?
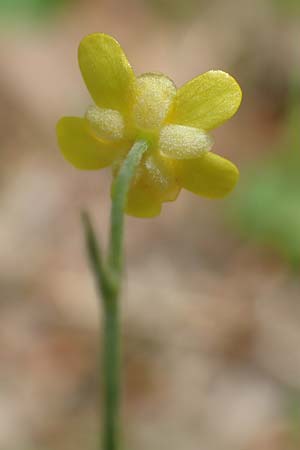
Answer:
85;73;179;154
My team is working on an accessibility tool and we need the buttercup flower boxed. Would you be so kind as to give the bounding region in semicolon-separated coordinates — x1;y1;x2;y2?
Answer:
57;33;242;217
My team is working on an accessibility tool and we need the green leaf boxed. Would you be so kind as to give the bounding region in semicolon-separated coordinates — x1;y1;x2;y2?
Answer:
0;0;70;21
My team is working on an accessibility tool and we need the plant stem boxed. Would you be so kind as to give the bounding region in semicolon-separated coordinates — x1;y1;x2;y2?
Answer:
109;139;148;280
82;139;148;450
102;296;120;450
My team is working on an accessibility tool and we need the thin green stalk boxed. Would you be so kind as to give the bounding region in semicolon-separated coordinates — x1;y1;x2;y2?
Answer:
102;298;120;450
109;139;148;280
82;139;148;450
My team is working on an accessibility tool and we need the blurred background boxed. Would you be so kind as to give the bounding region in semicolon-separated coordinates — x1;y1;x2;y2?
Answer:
1;0;300;449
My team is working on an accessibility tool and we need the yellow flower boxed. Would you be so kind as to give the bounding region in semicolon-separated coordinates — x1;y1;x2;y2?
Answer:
57;33;242;218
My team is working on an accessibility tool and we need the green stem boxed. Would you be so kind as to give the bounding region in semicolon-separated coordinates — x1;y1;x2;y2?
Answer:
102;297;120;450
82;139;148;450
109;139;148;280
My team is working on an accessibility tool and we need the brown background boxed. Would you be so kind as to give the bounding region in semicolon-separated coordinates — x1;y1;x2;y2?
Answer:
0;0;300;449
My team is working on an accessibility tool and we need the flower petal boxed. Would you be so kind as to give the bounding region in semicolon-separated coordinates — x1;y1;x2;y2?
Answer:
85;105;125;141
140;152;180;201
78;33;135;116
133;73;176;131
56;117;120;170
111;150;179;217
126;183;162;218
177;152;239;198
167;70;242;131
112;150;180;204
159;124;213;159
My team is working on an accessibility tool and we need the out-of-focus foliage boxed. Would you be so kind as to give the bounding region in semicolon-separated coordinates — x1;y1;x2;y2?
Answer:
286;391;300;447
142;0;210;22
0;0;69;21
272;0;300;15
227;78;300;268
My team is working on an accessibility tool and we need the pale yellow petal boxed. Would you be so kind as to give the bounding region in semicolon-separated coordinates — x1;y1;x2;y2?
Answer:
140;152;181;201
112;150;180;204
176;152;239;198
111;150;179;217
159;124;213;159
85;105;125;141
78;33;135;116
133;73;176;131
56;117;120;170
167;70;242;131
